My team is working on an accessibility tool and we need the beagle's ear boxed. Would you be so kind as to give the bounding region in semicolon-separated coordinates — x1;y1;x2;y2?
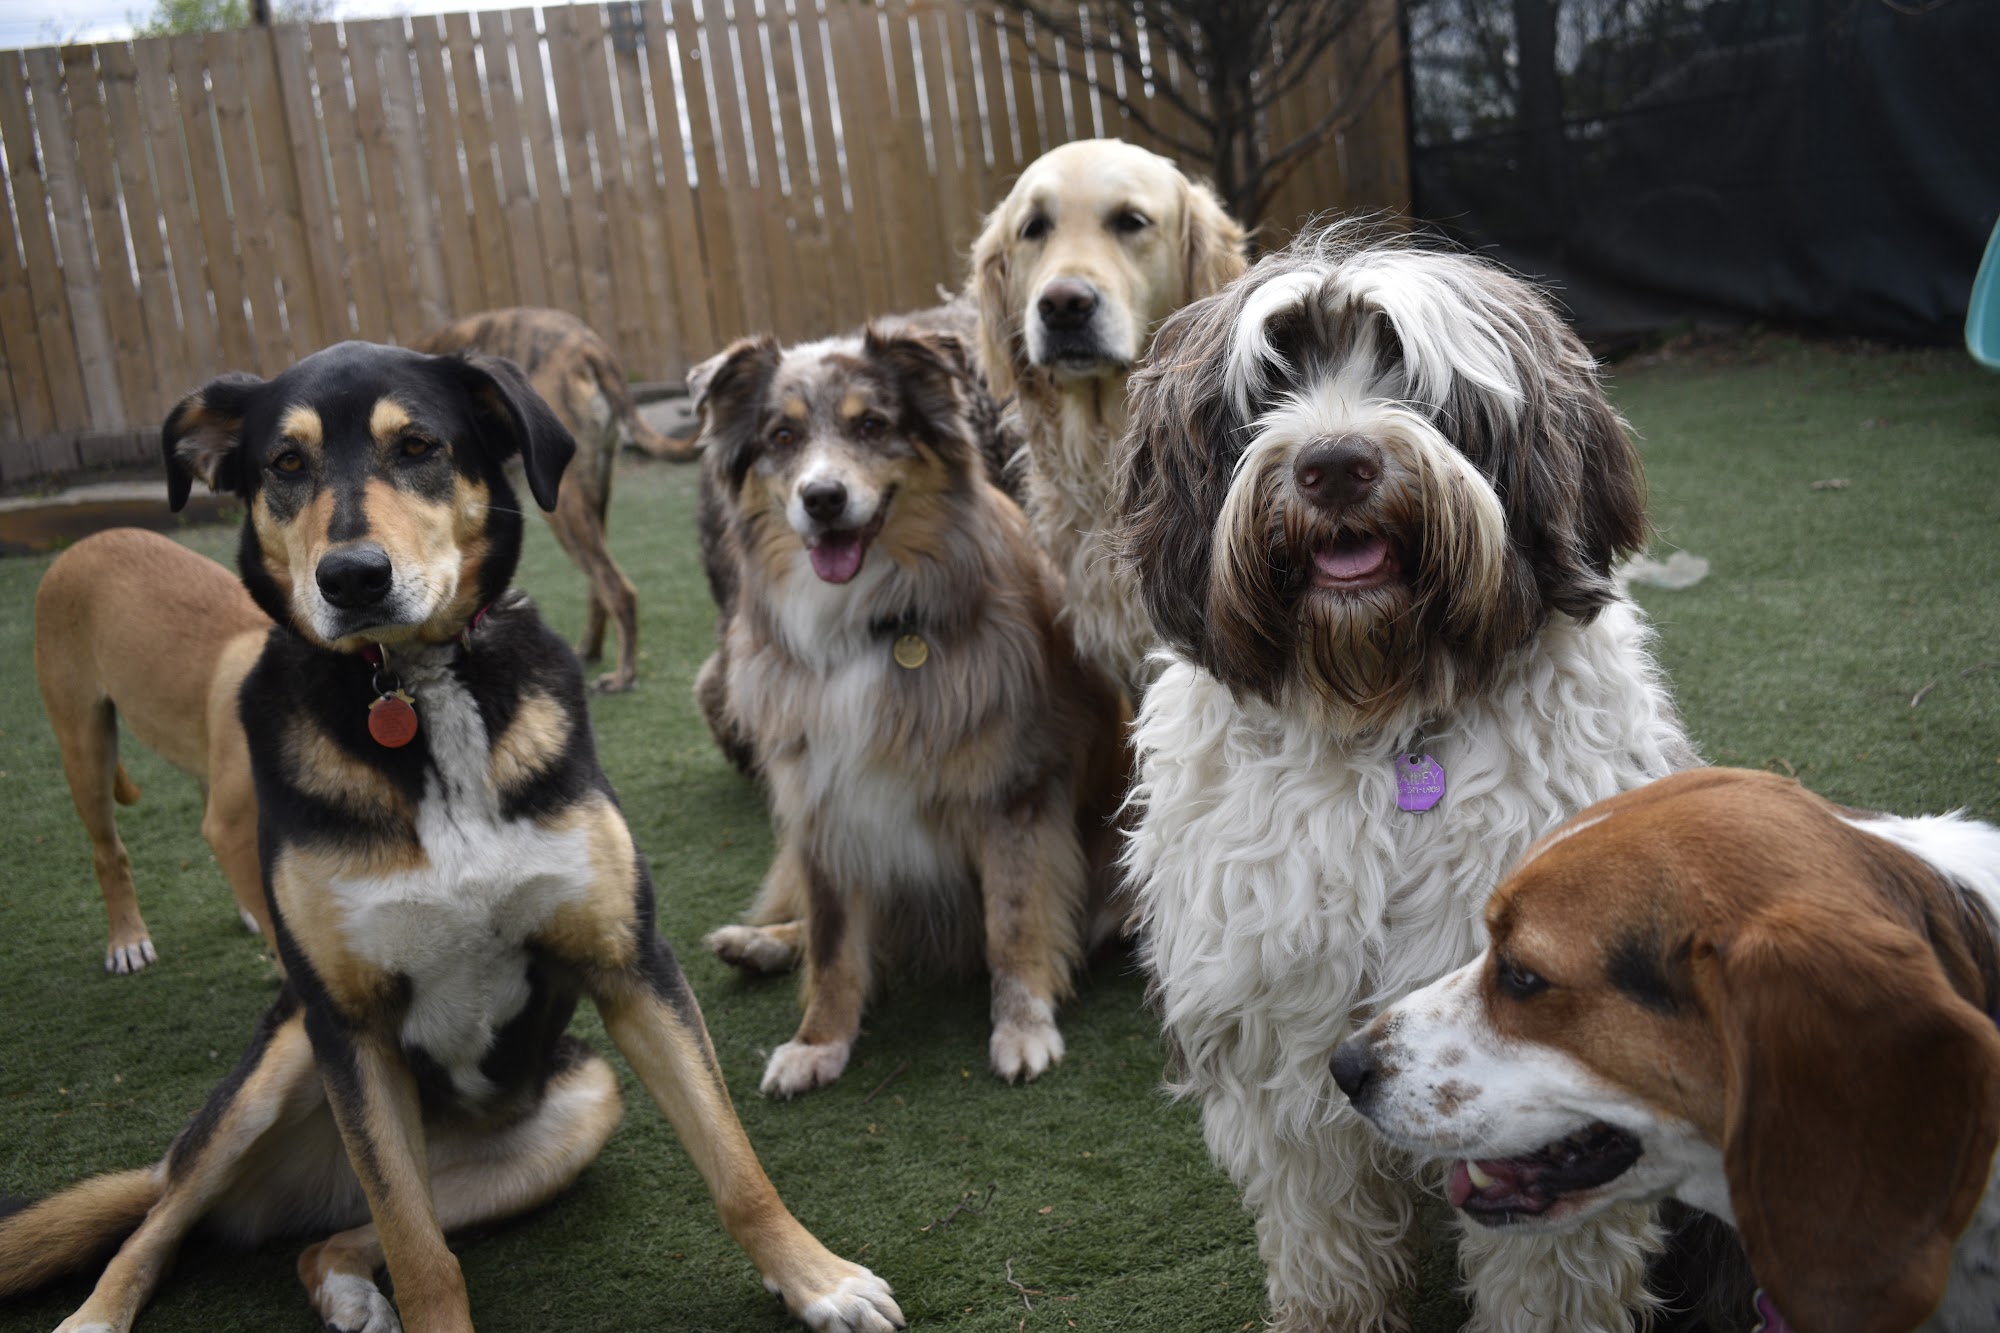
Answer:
161;373;263;512
969;198;1019;401
1708;900;2000;1333
1180;175;1248;303
447;351;575;512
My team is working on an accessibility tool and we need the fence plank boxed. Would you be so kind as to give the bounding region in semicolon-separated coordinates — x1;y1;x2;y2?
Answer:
268;27;347;347
408;19;483;325
980;7;1033;171
169;34;260;371
834;2;922;312
609;14;675;370
30;49;125;430
369;23;449;331
881;0;949;302
912;2;971;279
0;54;89;447
443;12;516;313
343;20;424;335
480;12;552;313
734;0;806;342
63;47;154;427
0;111;54;440
567;6;650;365
793;1;864;328
540;7;615;341
640;1;717;358
765;5;834;337
239;29;326;363
944;1;991;219
672;0;746;342
511;9;582;323
309;24;393;341
205;29;290;371
699;0;774;336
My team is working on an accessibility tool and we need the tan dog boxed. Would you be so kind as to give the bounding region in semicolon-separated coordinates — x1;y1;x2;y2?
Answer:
411;307;692;692
34;528;274;972
970;138;1246;694
1336;768;2000;1333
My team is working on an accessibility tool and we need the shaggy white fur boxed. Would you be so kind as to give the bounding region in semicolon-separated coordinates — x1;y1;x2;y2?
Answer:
1128;598;1694;1331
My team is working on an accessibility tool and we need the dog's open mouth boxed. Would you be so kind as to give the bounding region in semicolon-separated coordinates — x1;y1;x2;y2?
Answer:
1311;529;1402;591
805;510;887;585
1447;1122;1642;1225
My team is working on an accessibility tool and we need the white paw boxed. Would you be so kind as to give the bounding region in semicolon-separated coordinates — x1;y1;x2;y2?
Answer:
706;924;800;975
990;1011;1065;1083
768;1267;905;1333
54;1320;118;1333
314;1272;402;1333
238;908;263;937
761;1040;851;1098
105;937;157;975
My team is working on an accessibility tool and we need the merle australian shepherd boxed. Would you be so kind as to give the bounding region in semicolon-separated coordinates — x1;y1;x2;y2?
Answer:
692;325;1128;1099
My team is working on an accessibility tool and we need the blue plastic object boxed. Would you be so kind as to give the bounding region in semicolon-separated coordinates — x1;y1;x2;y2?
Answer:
1969;216;2000;370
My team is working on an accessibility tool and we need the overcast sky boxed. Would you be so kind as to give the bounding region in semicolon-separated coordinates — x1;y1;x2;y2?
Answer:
2;0;480;49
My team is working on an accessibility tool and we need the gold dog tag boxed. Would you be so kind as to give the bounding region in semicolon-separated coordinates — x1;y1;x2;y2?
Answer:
892;633;929;669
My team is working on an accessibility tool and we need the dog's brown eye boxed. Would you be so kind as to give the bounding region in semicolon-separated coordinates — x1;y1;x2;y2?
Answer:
400;435;436;459
856;413;887;439
1495;958;1549;1001
771;426;797;448
1112;210;1150;234
271;450;305;475
1020;214;1050;242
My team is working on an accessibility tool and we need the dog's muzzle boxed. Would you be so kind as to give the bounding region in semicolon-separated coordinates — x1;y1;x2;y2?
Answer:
1030;276;1116;372
317;543;395;612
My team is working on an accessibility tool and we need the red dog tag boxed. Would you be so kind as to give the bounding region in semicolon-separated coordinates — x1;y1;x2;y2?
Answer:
368;691;419;748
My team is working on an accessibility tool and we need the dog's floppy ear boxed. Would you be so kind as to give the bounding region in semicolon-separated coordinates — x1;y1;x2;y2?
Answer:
1180;175;1248;303
863;325;969;448
698;336;784;492
162;373;263;512
445;351;575;512
969;198;1019;401
1704;897;2000;1333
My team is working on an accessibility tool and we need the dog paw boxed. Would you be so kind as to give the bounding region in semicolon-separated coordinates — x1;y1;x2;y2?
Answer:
990;1010;1065;1083
313;1272;402;1333
706;924;802;975
239;908;264;937
765;1264;905;1332
591;670;636;694
105;935;158;975
761;1040;851;1098
54;1320;119;1333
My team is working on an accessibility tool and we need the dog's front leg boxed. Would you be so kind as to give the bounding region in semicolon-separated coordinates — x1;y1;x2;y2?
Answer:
592;940;904;1332
759;846;873;1097
309;1018;470;1333
975;798;1087;1082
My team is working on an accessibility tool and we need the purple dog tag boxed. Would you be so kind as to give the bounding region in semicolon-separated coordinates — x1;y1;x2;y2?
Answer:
1396;754;1446;813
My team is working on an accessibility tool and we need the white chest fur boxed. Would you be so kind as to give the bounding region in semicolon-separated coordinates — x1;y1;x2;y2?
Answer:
329;666;593;1102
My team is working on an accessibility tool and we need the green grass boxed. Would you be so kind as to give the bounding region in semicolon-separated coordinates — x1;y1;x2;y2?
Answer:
0;335;1995;1332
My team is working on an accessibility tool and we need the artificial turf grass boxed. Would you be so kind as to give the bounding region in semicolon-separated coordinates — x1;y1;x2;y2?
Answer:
0;334;1993;1331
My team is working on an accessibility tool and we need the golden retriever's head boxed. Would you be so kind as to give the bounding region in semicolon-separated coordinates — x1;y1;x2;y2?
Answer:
971;138;1246;397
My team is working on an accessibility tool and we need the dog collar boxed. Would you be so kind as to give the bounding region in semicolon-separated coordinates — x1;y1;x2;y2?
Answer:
868;611;930;671
353;602;495;748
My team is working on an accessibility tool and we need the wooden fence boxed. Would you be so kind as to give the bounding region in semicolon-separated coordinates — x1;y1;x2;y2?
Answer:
0;0;1407;484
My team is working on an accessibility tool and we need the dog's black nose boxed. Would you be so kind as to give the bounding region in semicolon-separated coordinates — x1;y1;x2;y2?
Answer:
316;544;394;610
800;480;848;522
1037;278;1099;332
1330;1036;1377;1103
1293;437;1382;510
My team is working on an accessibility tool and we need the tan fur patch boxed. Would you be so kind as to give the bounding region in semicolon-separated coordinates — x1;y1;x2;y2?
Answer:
489;692;571;792
537;795;642;969
270;844;421;1013
279;404;325;451
837;390;867;421
285;716;412;823
369;398;413;445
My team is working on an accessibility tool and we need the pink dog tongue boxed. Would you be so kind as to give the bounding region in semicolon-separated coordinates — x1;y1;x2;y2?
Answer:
1316;534;1390;582
809;534;865;584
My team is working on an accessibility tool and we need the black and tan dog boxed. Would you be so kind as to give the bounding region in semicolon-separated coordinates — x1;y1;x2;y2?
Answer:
692;326;1128;1098
0;342;901;1333
411;307;693;693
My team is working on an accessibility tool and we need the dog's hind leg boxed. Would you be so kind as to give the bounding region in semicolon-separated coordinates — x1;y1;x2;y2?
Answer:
976;804;1089;1083
43;680;154;975
296;1040;623;1333
706;841;807;975
1456;1200;1661;1333
201;734;273;947
592;933;902;1331
47;1002;319;1332
546;470;639;694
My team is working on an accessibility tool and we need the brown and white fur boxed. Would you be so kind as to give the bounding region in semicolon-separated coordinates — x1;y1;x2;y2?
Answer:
692;325;1128;1097
0;341;900;1333
34;528;275;972
1118;224;1699;1331
971;138;1246;695
412;307;691;693
1337;767;2000;1333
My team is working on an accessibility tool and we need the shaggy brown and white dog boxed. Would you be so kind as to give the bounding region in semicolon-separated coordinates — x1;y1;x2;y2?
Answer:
691;325;1128;1098
1118;224;1699;1331
971;138;1246;694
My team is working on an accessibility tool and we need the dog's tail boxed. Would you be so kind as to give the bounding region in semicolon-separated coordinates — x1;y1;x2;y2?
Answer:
113;762;141;806
0;1168;159;1297
589;347;694;462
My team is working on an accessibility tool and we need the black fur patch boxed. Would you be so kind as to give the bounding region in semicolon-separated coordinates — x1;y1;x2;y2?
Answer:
1605;930;1690;1017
